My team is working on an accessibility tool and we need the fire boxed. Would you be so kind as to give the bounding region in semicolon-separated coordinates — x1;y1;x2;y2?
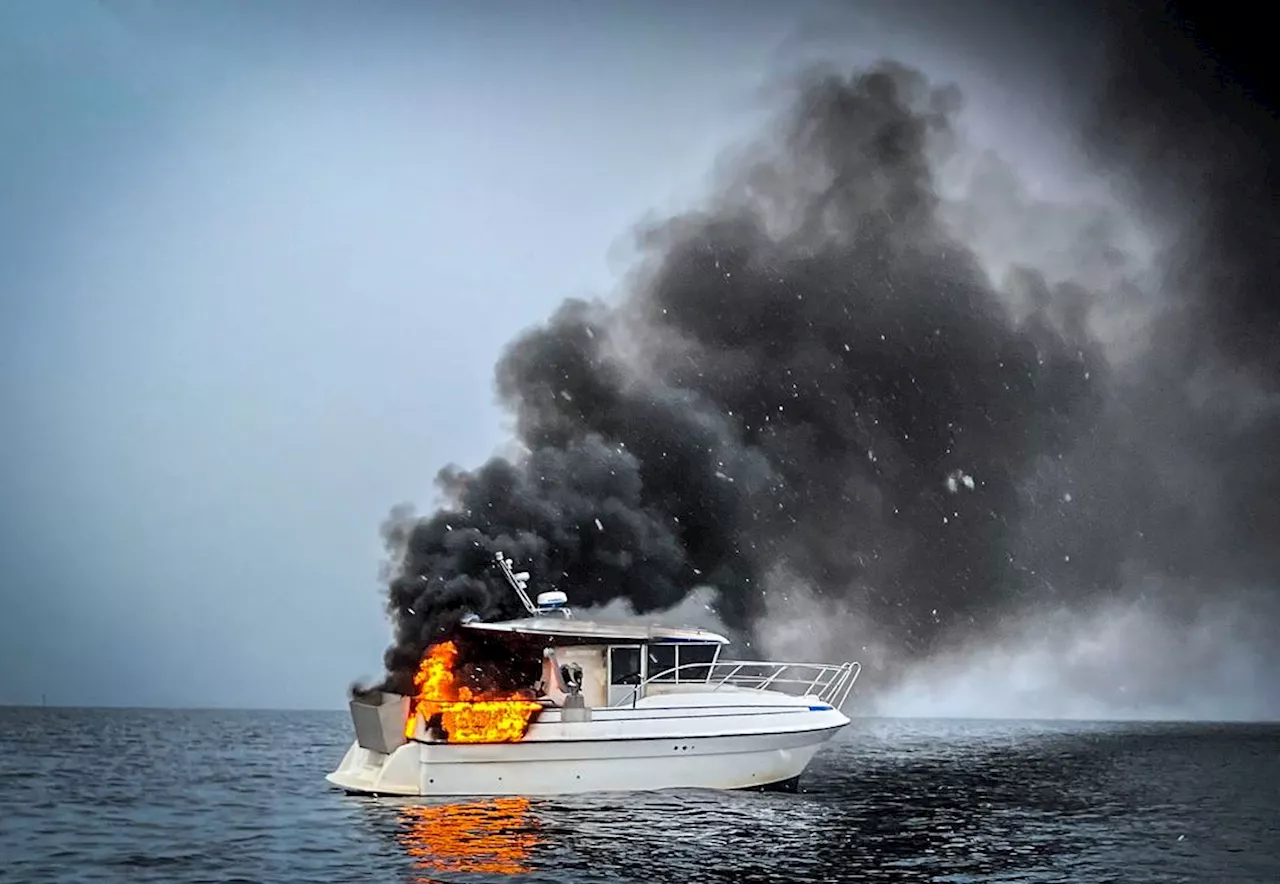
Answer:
404;640;543;742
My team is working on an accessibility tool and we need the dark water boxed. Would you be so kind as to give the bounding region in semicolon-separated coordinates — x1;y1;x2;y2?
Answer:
1;709;1276;883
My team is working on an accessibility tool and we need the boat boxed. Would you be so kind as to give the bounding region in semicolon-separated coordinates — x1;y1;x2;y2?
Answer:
326;552;861;797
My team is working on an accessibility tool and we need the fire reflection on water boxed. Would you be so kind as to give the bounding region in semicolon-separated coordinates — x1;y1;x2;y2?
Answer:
395;796;541;879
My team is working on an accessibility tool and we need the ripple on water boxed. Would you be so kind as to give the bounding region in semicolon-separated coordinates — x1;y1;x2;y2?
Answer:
0;709;1277;883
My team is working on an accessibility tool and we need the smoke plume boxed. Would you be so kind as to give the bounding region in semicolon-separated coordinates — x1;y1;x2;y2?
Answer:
375;4;1279;718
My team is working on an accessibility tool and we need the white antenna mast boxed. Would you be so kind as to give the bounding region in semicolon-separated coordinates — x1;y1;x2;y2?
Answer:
495;551;539;616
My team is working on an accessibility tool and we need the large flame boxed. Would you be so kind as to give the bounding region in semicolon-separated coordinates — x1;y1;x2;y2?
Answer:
404;640;543;742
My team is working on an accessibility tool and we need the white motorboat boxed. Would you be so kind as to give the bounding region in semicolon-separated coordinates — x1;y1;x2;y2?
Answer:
327;553;861;797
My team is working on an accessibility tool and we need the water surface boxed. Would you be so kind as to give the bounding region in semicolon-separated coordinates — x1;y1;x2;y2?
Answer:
1;708;1275;882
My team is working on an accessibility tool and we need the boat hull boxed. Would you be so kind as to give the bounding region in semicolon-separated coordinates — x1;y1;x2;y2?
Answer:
326;704;848;797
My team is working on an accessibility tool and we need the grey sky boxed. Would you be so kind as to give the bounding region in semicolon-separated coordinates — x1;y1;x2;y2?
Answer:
1;1;1090;708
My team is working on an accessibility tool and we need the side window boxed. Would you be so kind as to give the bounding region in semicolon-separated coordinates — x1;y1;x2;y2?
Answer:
609;646;641;685
678;644;717;681
647;644;676;681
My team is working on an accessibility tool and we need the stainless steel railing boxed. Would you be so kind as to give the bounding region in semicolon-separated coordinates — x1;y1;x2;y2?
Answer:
612;659;861;710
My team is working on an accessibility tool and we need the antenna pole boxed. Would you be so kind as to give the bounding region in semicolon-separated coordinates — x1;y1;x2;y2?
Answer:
495;552;539;616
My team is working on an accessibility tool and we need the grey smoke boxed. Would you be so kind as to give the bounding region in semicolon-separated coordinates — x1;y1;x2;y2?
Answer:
376;6;1279;719
379;60;1100;694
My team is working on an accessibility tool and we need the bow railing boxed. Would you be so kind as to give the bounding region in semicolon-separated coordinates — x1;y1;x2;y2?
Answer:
612;659;861;710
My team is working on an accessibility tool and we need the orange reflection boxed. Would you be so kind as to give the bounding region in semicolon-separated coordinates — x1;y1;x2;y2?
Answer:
396;797;541;879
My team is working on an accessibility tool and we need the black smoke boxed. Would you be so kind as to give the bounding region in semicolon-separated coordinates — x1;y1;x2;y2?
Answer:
377;59;1108;694
376;2;1280;713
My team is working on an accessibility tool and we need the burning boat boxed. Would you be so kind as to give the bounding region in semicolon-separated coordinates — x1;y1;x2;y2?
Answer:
326;553;860;796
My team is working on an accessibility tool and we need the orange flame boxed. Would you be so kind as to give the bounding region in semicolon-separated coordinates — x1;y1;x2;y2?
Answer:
404;640;543;743
396;797;539;878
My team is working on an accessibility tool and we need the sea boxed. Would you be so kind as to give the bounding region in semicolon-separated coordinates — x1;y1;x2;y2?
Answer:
0;708;1276;883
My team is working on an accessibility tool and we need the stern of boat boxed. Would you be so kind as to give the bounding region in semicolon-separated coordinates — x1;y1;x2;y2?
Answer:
326;739;421;796
327;690;422;796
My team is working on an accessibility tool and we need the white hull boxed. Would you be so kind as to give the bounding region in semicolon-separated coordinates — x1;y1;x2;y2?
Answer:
327;694;849;797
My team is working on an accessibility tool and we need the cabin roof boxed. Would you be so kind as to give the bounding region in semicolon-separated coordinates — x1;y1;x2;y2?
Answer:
461;616;730;645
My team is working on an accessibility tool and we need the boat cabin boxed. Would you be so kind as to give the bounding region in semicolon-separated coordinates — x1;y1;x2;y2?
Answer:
462;615;730;708
462;552;732;708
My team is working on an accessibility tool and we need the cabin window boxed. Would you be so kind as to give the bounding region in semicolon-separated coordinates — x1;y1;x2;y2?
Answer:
608;646;642;685
645;642;717;682
678;643;717;681
647;644;677;681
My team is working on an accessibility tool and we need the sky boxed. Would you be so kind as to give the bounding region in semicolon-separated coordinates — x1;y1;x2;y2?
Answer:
0;0;1220;711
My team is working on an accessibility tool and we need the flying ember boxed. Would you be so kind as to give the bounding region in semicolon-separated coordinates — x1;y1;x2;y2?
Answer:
404;641;543;743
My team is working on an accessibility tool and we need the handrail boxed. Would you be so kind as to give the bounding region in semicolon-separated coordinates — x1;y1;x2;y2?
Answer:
611;659;862;710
